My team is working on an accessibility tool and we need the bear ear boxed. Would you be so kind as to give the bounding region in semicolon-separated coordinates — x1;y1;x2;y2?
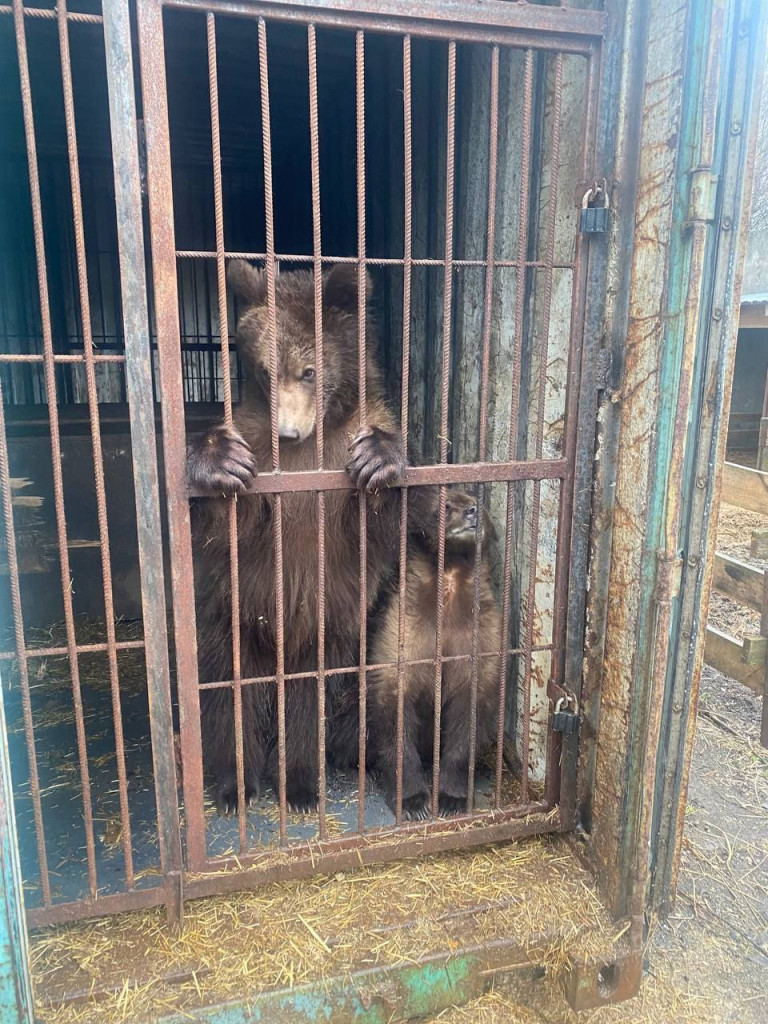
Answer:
323;264;373;312
227;260;266;306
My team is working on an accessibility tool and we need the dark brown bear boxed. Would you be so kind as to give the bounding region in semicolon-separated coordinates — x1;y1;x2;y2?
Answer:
368;490;502;820
188;261;420;815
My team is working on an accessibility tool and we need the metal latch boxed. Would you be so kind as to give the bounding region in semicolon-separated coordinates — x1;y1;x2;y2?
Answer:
579;180;610;234
553;693;580;734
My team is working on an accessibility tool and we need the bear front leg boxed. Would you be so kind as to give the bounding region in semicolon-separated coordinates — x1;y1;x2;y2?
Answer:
187;424;257;494
280;680;319;814
346;426;406;493
372;689;430;821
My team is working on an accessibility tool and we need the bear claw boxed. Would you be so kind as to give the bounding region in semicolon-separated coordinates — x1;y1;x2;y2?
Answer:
188;425;257;494
346;426;406;492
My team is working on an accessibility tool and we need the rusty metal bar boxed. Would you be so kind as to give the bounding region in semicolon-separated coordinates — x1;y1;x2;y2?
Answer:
207;11;247;853
176;252;570;270
57;0;135;888
198;644;556;691
467;45;500;814
0;4;102;24
0;354;125;364
0;641;144;662
257;16;287;840
0;384;50;906
189;458;567;497
199;801;556;879
521;51;564;803
133;0;205;878
162;0;603;53
356;29;368;833
495;48;534;806
308;22;327;839
431;39;456;820
12;0;98;897
394;33;413;826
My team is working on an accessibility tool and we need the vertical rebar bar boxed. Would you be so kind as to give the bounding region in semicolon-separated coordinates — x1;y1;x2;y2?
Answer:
394;34;413;826
208;12;247;851
308;22;327;840
431;39;457;819
12;0;98;896
258;17;286;840
467;45;500;813
356;30;369;833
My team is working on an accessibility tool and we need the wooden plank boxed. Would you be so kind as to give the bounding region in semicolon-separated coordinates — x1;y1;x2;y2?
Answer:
751;529;768;558
712;553;764;612
721;462;768;517
704;627;764;696
742;635;768;665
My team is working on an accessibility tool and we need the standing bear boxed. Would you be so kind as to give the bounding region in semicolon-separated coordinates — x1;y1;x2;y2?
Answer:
188;261;418;815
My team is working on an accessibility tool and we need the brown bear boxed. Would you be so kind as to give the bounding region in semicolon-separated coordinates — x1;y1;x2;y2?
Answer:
368;490;502;820
188;261;426;815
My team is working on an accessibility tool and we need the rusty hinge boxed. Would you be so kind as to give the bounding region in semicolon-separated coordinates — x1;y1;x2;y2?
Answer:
137;118;148;197
687;168;718;223
654;550;683;603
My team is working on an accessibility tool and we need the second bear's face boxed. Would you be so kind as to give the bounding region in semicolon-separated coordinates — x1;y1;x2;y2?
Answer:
227;261;371;442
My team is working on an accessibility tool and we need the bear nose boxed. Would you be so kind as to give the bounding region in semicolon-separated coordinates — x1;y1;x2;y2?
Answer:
278;425;300;440
464;505;477;526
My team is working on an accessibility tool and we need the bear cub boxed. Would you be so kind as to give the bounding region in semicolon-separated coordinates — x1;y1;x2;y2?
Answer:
368;490;502;820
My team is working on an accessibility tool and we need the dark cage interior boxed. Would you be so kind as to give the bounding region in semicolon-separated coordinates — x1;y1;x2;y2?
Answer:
0;0;594;923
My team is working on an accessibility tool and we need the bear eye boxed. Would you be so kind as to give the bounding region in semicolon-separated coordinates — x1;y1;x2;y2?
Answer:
301;367;316;382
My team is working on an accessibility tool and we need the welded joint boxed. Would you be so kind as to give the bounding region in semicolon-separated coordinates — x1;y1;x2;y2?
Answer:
687;168;718;224
654;551;683;604
563;950;642;1011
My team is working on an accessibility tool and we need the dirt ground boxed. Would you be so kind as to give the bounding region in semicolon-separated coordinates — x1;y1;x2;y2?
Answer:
429;490;768;1022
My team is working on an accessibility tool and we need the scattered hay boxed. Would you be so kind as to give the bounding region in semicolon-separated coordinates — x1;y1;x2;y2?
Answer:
2;618;148;700
31;835;622;1024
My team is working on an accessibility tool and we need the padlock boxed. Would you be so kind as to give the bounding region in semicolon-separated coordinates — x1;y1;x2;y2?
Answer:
579;184;610;234
553;696;580;734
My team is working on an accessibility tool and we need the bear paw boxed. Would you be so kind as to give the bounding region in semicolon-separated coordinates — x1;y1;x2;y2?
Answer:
400;794;431;821
286;783;318;815
439;794;467;817
188;425;257;494
346;426;406;492
215;775;259;817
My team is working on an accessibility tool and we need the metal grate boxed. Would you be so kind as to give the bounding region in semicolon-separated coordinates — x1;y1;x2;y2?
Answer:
0;0;606;927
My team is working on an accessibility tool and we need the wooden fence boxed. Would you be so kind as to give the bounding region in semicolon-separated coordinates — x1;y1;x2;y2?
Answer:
705;462;768;746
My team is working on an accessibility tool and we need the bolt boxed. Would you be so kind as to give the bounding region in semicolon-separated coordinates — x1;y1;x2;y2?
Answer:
687;555;699;566
731;120;741;135
712;308;722;321
696;476;706;489
721;216;732;230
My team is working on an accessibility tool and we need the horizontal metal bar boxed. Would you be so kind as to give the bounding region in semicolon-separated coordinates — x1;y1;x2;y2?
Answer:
0;640;145;662
0;353;125;364
162;0;602;52
197;644;554;690
190;805;560;893
189;458;568;497
26;885;165;929
0;4;102;24
176;251;573;271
